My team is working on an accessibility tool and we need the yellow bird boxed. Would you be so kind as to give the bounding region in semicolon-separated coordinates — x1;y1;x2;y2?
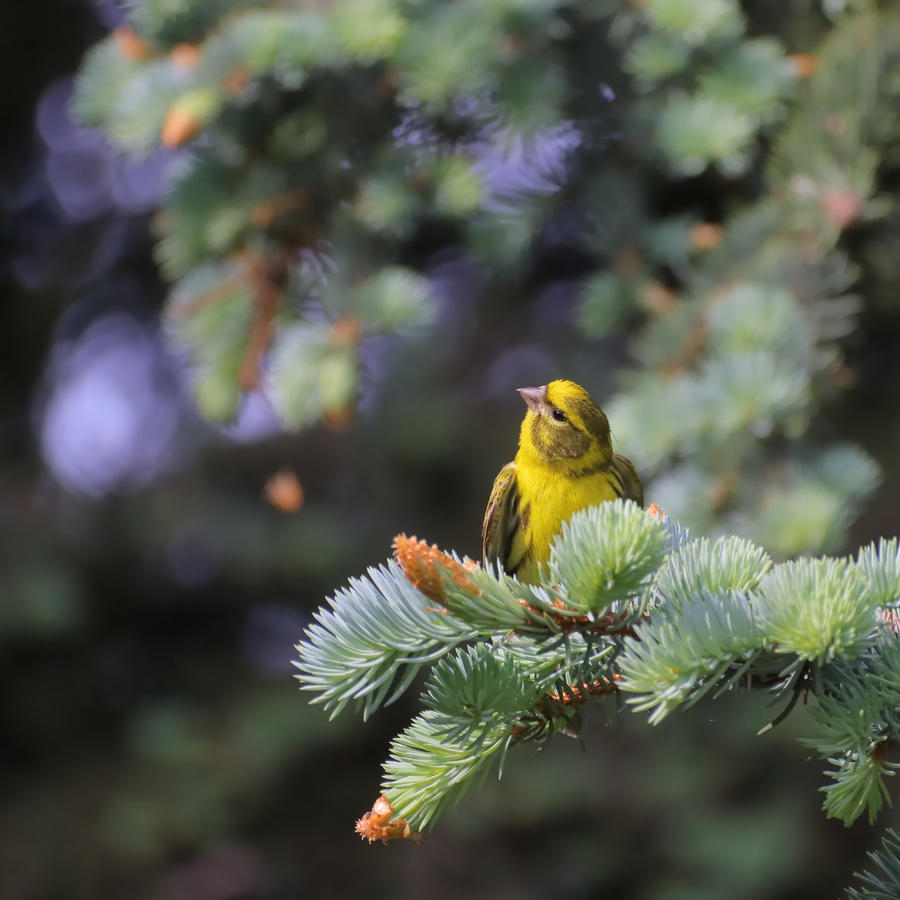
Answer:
482;379;643;584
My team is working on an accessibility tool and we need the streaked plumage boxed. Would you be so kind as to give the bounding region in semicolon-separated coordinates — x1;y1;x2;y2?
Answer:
482;379;643;583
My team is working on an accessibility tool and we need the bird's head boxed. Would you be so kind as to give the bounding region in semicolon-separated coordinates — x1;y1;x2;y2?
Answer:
517;379;612;467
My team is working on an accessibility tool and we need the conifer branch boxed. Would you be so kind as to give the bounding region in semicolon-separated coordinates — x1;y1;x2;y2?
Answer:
846;828;900;900
70;0;900;891
296;501;900;892
293;561;480;720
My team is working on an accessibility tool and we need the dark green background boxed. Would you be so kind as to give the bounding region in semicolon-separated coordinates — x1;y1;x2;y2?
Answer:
2;2;899;898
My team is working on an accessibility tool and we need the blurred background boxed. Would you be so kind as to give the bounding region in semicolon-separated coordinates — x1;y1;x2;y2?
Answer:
2;0;900;898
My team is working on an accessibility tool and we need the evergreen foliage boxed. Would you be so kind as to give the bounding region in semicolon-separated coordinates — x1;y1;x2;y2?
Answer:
75;0;615;423
548;500;668;612
297;503;900;896
69;0;900;893
296;561;480;720
598;8;896;555
847;829;900;900
72;0;900;562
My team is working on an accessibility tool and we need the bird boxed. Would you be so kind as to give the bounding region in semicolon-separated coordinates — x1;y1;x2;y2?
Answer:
482;379;643;584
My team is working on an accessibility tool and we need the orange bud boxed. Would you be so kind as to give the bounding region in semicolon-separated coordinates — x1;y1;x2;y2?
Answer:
329;315;362;346
788;53;818;79
392;534;480;607
114;26;151;60
355;794;420;844
264;469;304;513
161;106;201;147
690;222;723;251
170;43;202;69
161;89;219;148
644;503;666;520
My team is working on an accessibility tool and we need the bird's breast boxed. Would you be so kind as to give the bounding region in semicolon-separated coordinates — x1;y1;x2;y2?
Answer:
514;460;620;567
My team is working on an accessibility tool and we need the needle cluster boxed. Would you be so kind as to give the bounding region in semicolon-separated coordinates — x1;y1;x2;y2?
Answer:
296;502;900;899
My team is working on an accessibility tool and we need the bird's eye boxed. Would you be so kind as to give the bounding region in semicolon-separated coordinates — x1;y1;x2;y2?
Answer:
551;408;567;423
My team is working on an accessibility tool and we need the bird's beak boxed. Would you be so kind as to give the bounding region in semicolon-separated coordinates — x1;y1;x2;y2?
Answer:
517;385;548;411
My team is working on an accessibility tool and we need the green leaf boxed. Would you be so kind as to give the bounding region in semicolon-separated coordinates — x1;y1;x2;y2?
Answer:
846;829;900;900
382;709;511;830
696;350;810;440
755;558;878;665
395;4;499;108
644;0;743;44
355;173;418;234
699;38;793;119
821;751;897;827
643;0;744;44
618;588;764;725
230;9;333;75
625;32;691;81
706;283;810;358
294;562;478;720
126;0;246;44
502;631;619;696
330;0;407;60
858;539;900;608
71;40;139;128
439;565;539;633
353;267;436;333
112;61;195;155
165;262;254;421
422;645;544;740
655;535;772;609
317;345;358;414
802;660;891;760
192;360;242;421
266;323;329;429
431;156;484;217
750;479;849;557
656;92;756;176
548;500;668;614
495;57;566;134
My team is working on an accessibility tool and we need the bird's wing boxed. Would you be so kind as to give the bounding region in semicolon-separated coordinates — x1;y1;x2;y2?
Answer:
482;462;521;572
611;453;644;507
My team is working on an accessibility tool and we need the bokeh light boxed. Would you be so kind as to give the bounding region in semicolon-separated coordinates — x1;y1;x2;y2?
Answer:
39;314;182;495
